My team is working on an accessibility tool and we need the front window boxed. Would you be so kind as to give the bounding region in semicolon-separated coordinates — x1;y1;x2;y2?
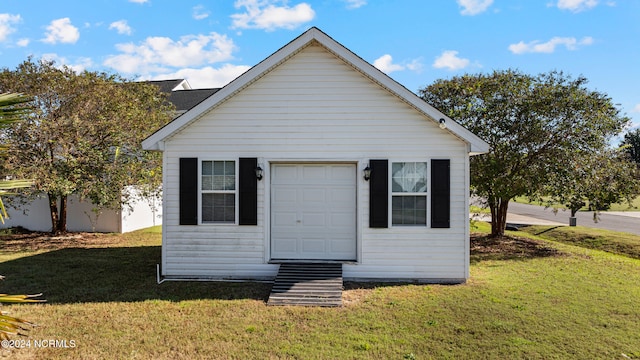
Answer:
392;162;427;226
201;160;236;223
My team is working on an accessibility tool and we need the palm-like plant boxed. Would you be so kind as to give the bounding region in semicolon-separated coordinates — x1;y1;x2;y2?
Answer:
0;275;43;340
0;93;34;223
0;93;43;341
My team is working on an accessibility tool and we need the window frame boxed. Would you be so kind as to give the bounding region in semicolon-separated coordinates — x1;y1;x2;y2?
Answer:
199;159;238;225
390;160;429;227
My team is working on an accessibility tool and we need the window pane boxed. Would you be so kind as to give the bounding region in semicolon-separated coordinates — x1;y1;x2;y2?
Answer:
202;194;214;222
202;193;235;223
224;193;235;222
392;195;427;226
212;175;224;190
225;161;235;176
201;175;211;190
392;210;403;225
213;161;225;175
224;176;235;191
392;162;428;193
202;161;212;176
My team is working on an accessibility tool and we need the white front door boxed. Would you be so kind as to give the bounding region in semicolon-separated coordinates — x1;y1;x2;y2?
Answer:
271;163;357;260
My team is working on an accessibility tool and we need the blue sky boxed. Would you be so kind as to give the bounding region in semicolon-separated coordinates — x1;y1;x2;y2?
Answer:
1;0;639;131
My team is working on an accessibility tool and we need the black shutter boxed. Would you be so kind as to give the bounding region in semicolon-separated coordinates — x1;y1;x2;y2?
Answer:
179;158;198;225
369;159;388;228
431;159;450;228
239;158;258;225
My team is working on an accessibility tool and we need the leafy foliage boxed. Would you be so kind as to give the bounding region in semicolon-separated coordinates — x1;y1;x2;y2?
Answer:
419;70;630;236
0;58;174;233
621;128;640;165
546;148;640;219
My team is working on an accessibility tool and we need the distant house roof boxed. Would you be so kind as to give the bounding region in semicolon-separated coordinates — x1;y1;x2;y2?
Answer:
145;79;219;113
167;88;221;112
147;79;192;92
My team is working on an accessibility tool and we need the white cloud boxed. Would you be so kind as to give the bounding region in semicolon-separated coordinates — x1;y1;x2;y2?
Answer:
344;0;367;9
42;18;80;44
16;38;29;47
508;36;593;54
432;50;470;70
152;64;252;88
457;0;493;15
42;53;93;73
406;58;424;73
109;20;132;35
555;0;598;12
129;0;148;3
373;54;404;74
193;5;210;20
231;0;315;31
373;54;424;74
104;32;236;75
633;104;640;113
0;13;21;42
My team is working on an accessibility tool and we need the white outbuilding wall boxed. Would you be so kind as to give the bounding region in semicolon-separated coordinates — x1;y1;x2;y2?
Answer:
1;187;161;233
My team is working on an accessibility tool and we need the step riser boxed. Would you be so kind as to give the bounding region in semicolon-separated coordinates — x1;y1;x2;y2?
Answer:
268;263;343;307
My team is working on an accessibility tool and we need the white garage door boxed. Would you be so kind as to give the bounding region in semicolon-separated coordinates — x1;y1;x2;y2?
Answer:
271;164;357;260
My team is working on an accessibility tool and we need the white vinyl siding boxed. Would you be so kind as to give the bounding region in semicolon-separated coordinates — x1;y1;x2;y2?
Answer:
160;43;470;281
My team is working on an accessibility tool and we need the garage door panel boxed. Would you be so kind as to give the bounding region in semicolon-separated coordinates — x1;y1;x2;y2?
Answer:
302;188;326;204
302;166;327;181
331;165;356;180
330;238;354;253
272;188;297;204
302;212;326;226
271;163;356;260
330;212;354;227
273;237;298;253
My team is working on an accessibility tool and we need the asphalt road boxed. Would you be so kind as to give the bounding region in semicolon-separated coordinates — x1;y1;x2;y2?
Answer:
508;201;640;236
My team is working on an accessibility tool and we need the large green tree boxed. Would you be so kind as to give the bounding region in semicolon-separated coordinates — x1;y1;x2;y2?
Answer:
0;58;174;233
419;70;629;236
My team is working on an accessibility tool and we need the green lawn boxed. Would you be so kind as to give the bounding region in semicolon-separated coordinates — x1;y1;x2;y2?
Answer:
512;195;640;211
518;225;640;259
0;225;638;359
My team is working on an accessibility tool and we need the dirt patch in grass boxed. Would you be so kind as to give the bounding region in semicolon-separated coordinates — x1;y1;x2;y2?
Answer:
470;233;565;263
0;230;118;253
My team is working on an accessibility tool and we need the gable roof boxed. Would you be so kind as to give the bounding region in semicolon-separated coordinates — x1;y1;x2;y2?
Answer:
167;88;220;112
142;27;489;154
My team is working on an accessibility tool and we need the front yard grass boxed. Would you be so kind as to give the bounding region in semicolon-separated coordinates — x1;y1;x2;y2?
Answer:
519;225;640;259
0;225;638;359
512;195;640;211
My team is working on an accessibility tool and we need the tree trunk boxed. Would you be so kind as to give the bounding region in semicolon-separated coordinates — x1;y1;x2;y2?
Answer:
489;197;510;237
47;193;68;234
47;193;60;234
58;195;67;233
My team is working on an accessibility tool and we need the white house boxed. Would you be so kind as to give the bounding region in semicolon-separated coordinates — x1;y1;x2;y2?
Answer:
143;27;489;282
